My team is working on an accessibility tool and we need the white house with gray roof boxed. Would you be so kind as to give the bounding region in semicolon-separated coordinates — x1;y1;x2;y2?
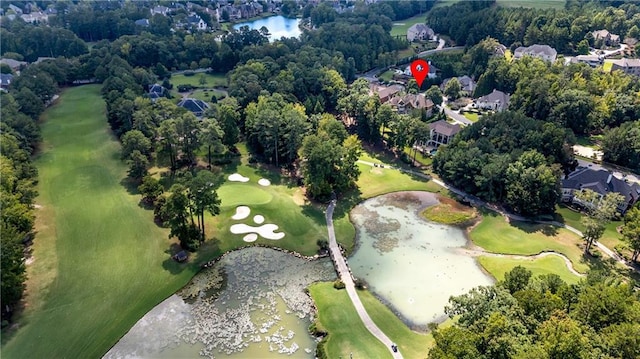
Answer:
513;44;557;62
407;24;435;42
474;89;510;112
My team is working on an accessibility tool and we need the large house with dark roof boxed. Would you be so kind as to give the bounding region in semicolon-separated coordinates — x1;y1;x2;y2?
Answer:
178;98;210;117
407;24;435;42
561;167;640;214
389;94;434;116
0;73;13;92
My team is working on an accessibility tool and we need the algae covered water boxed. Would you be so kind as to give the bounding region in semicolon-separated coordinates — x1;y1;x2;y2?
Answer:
349;191;494;327
104;247;335;358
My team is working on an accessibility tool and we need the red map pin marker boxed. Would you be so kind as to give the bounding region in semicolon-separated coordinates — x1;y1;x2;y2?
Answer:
410;59;429;88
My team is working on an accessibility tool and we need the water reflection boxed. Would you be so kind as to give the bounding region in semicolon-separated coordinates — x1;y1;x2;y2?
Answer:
105;247;335;358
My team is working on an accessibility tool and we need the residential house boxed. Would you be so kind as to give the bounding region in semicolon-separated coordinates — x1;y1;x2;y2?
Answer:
178;98;210;117
0;58;27;72
403;61;438;79
592;29;620;47
570;55;603;67
607;58;640;77
187;14;207;31
20;11;48;23
34;57;54;64
369;84;404;103
389;94;434;116
407;24;435;42
425;120;461;148
8;4;23;15
0;73;13;92
150;6;169;16
474;89;510;112
441;75;476;95
148;84;166;101
135;18;150;27
561;167;640;214
513;44;557;62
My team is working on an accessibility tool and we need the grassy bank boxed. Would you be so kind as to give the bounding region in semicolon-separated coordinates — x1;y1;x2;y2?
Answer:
390;13;427;37
478;255;582;285
422;196;477;225
470;211;590;273
2;85;196;358
170;72;227;88
309;282;434;359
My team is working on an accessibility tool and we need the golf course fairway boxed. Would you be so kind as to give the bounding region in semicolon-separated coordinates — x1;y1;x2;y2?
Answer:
1;85;196;358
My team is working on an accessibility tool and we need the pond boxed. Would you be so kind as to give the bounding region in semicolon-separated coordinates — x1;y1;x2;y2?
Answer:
104;247;335;359
233;16;301;41
348;191;494;328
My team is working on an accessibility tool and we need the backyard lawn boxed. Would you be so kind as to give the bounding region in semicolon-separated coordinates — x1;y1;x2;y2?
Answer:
1;85;197;358
462;112;480;122
496;0;565;9
478;255;582;285
390;13;427;37
470;211;591;273
170;72;227;88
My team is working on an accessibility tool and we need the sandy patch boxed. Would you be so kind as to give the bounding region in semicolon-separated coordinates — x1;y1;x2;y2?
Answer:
258;178;271;186
243;233;258;242
230;223;285;240
253;215;265;224
228;173;249;182
232;206;251;220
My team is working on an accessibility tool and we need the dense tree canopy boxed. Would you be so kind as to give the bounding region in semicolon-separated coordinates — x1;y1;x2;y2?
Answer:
431;266;640;359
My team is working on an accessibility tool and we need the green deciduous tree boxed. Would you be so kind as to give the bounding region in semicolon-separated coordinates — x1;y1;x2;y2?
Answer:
199;118;225;168
505;150;560;216
126;150;149;181
444;77;461;100
573;189;625;253
138;175;164;205
121;129;152;160
425;85;443;107
622;207;640;262
187;171;222;242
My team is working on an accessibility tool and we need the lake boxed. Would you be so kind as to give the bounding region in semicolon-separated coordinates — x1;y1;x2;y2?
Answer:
348;191;494;328
104;247;335;359
233;16;301;41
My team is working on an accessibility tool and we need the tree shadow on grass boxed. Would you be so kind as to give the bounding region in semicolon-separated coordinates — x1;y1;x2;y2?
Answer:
162;243;189;275
120;177;140;196
333;188;365;220
301;203;327;226
510;220;559;236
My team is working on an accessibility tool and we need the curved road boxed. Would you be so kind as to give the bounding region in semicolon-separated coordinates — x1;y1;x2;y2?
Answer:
325;200;403;359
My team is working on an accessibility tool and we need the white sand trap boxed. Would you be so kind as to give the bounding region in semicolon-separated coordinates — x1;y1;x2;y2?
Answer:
243;233;258;242
230;223;285;240
258;178;271;186
228;173;249;182
253;215;265;224
232;206;251;220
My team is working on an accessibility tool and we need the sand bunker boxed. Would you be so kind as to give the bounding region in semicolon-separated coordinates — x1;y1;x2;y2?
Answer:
232;206;251;220
258;178;271;186
253;215;265;224
228;173;249;182
230;223;285;240
243;233;258;242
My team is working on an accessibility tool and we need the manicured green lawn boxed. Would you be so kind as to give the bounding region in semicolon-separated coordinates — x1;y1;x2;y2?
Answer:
358;289;435;358
170;72;227;88
379;69;396;83
432;0;462;9
309;283;396;359
470;212;590;273
462;112;480;122
496;0;565;9
189;88;227;102
404;147;434;167
555;205;626;258
390;13;427;37
478;255;582;285
2;85;197;358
